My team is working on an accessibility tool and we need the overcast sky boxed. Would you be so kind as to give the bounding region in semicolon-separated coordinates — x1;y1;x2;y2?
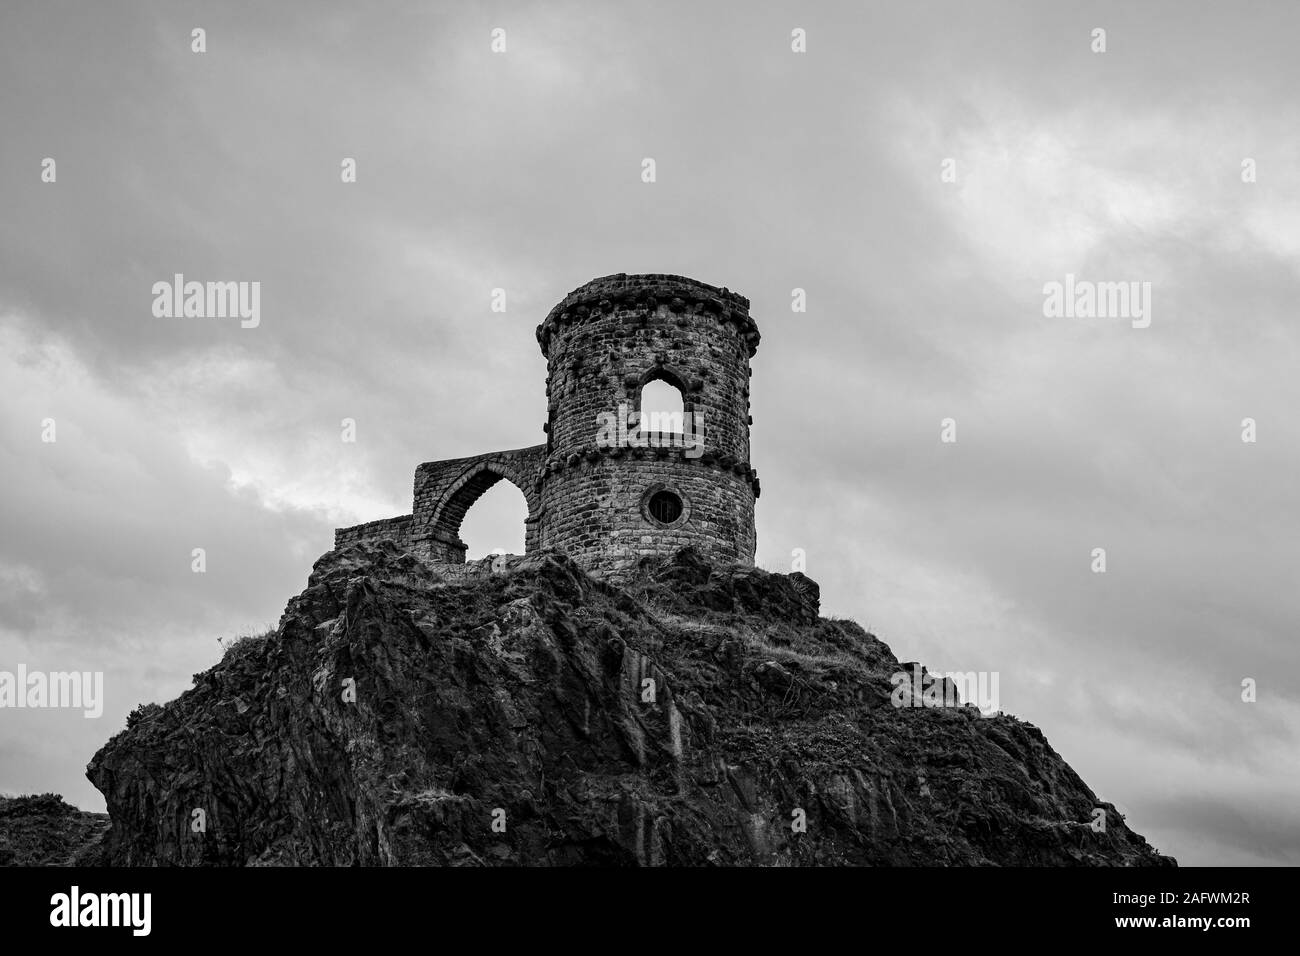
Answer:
2;0;1297;865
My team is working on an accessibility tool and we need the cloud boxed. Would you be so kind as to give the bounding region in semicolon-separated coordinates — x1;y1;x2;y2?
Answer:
0;315;332;808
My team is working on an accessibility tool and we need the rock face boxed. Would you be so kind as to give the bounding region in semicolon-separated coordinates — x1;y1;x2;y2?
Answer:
0;794;109;866
87;542;1173;866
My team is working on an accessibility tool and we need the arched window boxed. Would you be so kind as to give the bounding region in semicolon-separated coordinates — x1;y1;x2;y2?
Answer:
640;378;685;434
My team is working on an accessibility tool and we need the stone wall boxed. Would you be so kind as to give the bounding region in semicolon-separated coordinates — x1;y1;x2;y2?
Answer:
334;514;413;551
536;452;756;578
537;273;758;465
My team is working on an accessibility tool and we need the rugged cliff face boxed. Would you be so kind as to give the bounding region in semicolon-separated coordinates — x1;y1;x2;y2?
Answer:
86;542;1173;866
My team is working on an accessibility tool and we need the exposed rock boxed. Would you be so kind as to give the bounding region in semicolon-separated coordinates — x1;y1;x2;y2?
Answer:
84;541;1174;866
0;793;109;866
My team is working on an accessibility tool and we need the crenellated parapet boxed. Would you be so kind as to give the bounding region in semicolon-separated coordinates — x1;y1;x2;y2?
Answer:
535;273;759;358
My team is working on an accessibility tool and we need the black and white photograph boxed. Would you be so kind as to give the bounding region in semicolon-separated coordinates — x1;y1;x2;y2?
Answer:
0;0;1293;939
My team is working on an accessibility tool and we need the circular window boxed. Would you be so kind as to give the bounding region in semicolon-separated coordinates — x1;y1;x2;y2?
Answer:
646;490;683;525
640;483;690;529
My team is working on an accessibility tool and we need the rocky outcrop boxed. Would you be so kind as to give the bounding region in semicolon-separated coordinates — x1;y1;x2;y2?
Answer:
86;542;1173;866
0;794;109;866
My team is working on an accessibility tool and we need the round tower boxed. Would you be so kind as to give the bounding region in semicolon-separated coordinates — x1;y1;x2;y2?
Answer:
535;274;760;578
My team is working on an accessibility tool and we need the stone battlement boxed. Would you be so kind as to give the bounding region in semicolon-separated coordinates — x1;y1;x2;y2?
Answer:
536;273;759;358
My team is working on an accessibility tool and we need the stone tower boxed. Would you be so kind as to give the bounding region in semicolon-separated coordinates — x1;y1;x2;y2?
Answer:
333;273;761;581
535;274;760;575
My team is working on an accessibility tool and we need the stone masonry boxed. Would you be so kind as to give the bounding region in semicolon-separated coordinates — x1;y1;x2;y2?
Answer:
333;273;761;580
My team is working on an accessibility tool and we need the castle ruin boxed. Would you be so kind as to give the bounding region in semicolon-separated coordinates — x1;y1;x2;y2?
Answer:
334;274;760;580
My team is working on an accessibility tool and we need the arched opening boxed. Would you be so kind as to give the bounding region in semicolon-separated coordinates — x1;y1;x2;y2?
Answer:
640;377;685;435
435;468;530;561
458;478;528;560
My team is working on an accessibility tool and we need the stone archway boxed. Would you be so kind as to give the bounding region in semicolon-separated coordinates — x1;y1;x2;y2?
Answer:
418;449;545;563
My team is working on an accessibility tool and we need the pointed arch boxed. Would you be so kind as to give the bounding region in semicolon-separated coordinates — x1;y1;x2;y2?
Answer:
412;445;547;563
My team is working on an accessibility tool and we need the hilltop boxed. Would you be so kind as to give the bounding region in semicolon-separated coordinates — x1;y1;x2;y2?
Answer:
79;541;1172;866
